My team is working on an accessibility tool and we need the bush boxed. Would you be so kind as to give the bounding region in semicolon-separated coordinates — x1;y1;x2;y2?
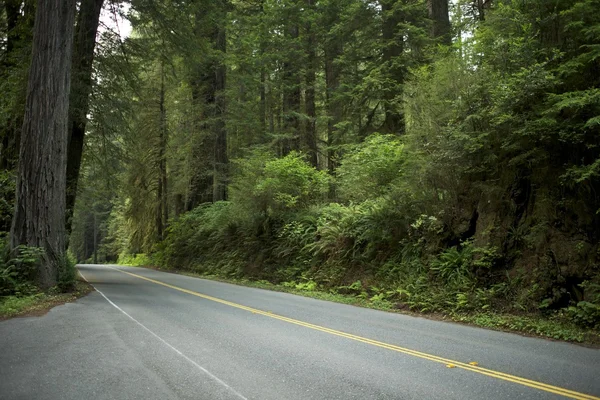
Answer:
0;171;15;232
566;281;600;329
0;237;43;297
117;252;153;267
229;150;330;216
431;240;499;285
337;134;405;202
158;201;245;271
57;251;77;292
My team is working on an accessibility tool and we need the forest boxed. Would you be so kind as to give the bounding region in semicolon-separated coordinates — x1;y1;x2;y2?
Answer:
1;0;599;337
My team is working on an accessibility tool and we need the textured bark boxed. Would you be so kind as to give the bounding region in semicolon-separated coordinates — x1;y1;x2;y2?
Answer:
157;64;168;240
10;0;76;288
259;1;267;136
325;40;343;173
380;0;405;135
213;19;228;202
304;0;318;168
323;0;344;173
281;3;301;155
186;72;214;210
65;0;104;235
428;0;451;45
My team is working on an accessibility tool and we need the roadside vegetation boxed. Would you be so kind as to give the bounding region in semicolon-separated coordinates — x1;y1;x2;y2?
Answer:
0;234;84;319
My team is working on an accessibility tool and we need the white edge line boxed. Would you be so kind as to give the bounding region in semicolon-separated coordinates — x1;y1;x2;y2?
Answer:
78;268;248;400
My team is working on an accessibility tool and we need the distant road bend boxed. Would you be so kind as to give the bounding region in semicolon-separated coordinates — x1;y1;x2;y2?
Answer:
1;264;599;399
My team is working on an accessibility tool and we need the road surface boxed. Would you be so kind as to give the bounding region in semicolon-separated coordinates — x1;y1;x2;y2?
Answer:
1;264;599;399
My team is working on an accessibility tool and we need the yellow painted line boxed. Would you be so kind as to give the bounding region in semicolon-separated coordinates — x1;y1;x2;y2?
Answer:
111;267;599;400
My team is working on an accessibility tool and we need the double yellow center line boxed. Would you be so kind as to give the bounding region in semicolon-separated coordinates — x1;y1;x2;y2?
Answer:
110;267;599;400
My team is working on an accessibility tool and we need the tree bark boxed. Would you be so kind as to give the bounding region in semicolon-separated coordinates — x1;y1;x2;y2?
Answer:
65;0;104;235
428;0;451;45
213;18;228;202
323;0;344;173
187;73;215;209
10;0;76;288
259;0;267;136
325;40;343;173
157;61;168;240
380;0;405;135
304;0;318;168
281;2;301;155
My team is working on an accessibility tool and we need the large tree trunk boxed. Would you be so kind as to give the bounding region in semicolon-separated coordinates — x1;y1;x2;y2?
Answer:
323;0;344;174
65;0;104;235
281;2;301;155
325;41;343;174
10;0;76;288
186;83;214;210
259;0;267;136
428;0;451;45
157;61;168;240
304;0;318;168
213;20;228;202
380;0;405;135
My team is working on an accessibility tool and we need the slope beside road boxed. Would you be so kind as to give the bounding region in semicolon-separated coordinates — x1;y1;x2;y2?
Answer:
1;264;599;400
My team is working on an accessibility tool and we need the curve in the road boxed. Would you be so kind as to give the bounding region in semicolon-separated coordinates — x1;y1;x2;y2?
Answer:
107;265;599;400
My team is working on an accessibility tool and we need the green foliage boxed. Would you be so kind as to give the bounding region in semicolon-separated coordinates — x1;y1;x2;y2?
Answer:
283;279;318;292
56;252;77;293
566;281;600;329
0;171;15;232
430;241;499;289
337;134;405;202
0;237;43;297
117;252;153;267
232;151;330;215
0;294;44;317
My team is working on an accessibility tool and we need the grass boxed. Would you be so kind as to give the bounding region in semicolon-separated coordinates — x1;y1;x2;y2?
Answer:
0;280;93;320
452;312;600;345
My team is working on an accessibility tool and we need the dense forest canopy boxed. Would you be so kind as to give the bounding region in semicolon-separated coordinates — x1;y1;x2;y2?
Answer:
1;0;599;330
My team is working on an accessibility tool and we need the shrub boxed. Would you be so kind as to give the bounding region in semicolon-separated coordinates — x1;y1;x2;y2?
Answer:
0;237;43;296
230;150;330;216
57;251;77;292
337;134;405;202
0;171;15;232
567;281;600;329
118;252;152;267
158;201;243;271
255;152;330;214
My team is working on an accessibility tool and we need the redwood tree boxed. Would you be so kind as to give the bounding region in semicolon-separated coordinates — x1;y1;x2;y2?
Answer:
66;0;105;234
10;0;76;288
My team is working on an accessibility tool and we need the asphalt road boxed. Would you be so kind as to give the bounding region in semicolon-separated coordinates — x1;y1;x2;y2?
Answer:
1;265;599;400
